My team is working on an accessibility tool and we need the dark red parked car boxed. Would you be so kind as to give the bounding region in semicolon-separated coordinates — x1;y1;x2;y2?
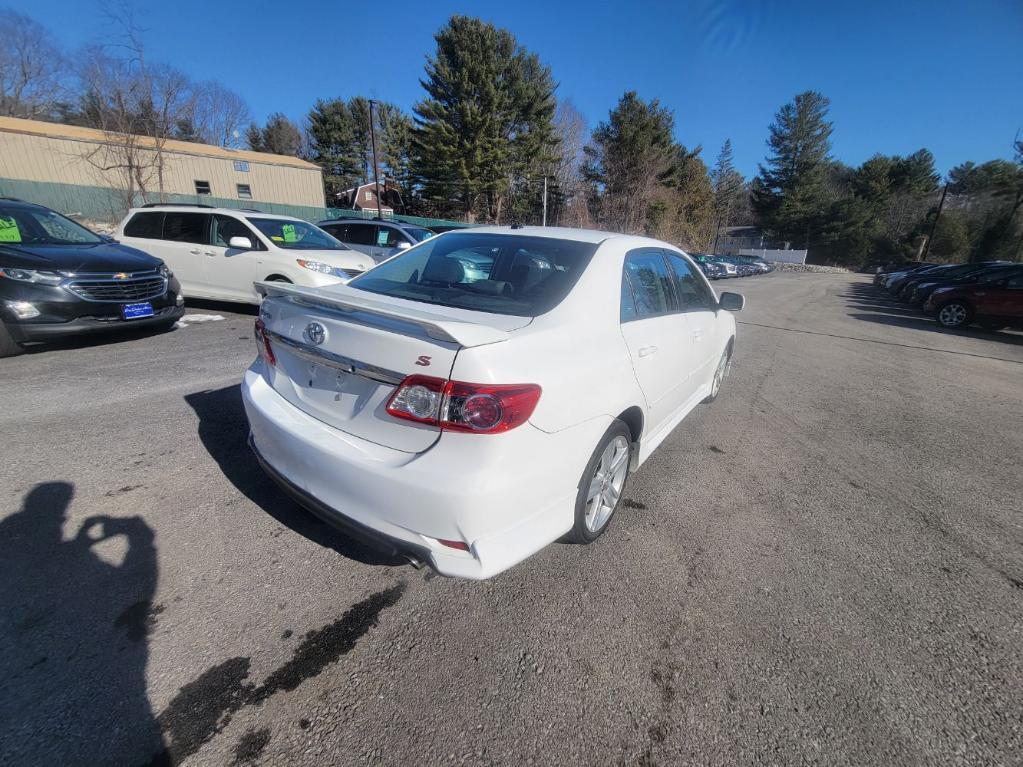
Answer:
923;268;1023;329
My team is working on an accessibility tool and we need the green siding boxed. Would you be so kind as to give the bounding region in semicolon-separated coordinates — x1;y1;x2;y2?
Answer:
0;177;473;230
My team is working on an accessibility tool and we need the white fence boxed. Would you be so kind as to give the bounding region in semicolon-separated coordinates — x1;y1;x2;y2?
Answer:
739;248;808;265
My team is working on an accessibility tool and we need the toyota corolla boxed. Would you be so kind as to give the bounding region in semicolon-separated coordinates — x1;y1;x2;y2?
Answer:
242;227;744;579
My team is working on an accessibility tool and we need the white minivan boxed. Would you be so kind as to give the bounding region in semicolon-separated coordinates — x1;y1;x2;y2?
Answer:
116;205;372;304
243;226;744;579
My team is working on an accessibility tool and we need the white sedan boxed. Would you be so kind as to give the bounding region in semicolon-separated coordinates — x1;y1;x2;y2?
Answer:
242;226;744;579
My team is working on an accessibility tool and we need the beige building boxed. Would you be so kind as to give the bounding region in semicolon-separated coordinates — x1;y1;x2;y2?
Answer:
0;115;325;209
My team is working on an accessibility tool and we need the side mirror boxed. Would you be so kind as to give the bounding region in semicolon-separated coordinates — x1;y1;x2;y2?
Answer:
396;241;412;251
229;236;253;250
719;292;745;312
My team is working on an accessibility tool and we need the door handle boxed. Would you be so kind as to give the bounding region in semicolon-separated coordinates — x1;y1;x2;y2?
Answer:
204;251;217;257
188;248;201;255
638;345;658;358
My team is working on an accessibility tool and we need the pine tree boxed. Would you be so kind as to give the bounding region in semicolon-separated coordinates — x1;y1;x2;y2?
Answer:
752;91;834;248
246;113;302;156
306;99;364;201
710;139;744;249
413;15;557;222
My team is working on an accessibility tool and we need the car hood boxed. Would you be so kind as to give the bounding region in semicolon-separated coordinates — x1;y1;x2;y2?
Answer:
0;241;161;273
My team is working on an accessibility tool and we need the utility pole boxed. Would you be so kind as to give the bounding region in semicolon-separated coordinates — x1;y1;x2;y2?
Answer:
368;99;383;220
921;183;948;262
542;177;548;227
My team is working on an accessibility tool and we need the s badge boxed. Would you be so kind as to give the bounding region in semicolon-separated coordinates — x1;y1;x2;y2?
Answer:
415;355;432;367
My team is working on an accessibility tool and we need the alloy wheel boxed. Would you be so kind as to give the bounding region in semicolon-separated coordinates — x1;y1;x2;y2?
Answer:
938;303;967;327
584;435;630;532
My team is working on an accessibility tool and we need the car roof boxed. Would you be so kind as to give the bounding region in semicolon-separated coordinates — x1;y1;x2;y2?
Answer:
128;204;303;222
0;197;49;212
317;217;424;229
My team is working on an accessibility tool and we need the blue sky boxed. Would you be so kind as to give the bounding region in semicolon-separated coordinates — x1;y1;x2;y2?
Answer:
24;0;1023;178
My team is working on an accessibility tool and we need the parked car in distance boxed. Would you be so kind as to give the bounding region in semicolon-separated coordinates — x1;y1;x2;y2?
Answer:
243;227;745;579
0;197;184;357
895;261;1009;300
924;269;1023;329
906;262;1015;305
690;254;724;279
912;263;1023;306
317;218;435;262
116;204;371;305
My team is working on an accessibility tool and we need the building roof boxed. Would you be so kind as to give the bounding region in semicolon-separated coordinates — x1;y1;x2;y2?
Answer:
0;115;320;172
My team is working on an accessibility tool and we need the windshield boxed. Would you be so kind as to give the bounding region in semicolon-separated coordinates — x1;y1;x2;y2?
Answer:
404;226;435;243
348;232;598;317
0;206;103;246
246;218;347;250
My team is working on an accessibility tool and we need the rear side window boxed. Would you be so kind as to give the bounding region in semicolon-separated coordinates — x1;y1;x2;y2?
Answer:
124;212;164;239
622;250;677;319
162;212;209;244
349;232;598;317
379;226;403;247
346;224;377;246
666;253;717;311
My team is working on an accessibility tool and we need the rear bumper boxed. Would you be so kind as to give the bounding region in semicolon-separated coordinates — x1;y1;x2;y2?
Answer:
241;364;608;579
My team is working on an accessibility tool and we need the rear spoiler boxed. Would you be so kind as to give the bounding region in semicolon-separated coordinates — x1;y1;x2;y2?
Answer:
255;281;510;348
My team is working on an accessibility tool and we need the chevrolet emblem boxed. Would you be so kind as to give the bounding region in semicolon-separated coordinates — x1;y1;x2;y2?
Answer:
113;272;130;280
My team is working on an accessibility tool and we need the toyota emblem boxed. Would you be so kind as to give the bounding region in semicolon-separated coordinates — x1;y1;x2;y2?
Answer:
304;322;326;346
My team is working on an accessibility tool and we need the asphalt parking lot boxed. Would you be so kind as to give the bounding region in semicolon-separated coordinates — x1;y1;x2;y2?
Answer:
1;272;1021;766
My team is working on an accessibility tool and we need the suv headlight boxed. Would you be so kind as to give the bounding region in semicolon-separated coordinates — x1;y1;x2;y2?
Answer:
296;259;359;278
0;268;64;285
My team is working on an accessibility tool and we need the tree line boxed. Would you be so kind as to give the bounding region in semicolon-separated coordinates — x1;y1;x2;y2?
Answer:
2;7;1020;264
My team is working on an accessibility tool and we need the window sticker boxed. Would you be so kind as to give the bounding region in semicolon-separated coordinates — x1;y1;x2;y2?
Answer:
376;229;390;247
282;224;297;243
0;217;22;243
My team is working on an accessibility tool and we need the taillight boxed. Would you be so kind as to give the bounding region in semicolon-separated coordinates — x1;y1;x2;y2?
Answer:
385;375;541;434
254;318;276;367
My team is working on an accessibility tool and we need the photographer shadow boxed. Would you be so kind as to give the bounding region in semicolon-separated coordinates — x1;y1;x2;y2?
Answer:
0;482;166;765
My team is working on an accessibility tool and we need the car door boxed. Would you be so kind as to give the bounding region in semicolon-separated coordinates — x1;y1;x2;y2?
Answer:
982;273;1023;320
157;211;212;297
339;222;379;259
204;214;261;300
665;251;722;396
375;225;409;260
619;249;692;435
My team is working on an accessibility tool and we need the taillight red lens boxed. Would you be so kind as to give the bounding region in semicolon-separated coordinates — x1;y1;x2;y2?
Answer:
385;376;541;434
254;318;276;367
437;538;470;551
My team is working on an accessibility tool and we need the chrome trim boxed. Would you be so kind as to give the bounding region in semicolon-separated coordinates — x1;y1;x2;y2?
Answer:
63;270;168;303
263;329;405;385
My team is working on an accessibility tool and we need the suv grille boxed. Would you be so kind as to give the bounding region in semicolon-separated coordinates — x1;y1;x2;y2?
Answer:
66;273;167;302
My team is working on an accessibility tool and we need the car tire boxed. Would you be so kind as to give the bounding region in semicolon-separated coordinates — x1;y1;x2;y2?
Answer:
702;346;731;404
936;300;973;329
0;320;25;358
266;275;293;283
565;420;632;544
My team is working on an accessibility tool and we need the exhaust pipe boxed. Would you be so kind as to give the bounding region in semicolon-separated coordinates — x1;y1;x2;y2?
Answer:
404;552;426;569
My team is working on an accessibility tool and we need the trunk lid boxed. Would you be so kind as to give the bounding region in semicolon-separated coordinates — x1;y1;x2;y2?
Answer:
256;281;529;453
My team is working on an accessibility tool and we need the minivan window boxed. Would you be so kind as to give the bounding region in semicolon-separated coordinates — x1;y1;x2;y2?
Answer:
344;223;378;246
211;215;260;249
349;232;598;317
124;211;164;239
404;226;435;243
0;205;104;245
246;218;346;250
162;212;209;244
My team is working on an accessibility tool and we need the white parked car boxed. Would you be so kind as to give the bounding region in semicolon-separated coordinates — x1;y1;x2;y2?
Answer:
115;205;372;304
242;226;744;579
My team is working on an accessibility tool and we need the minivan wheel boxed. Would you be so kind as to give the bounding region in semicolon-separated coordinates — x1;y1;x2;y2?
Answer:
566;421;632;544
0;321;25;358
936;301;971;328
702;347;731;404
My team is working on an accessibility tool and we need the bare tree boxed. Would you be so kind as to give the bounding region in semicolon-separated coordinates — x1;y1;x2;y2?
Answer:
186;80;251;147
75;3;193;210
551;99;591;227
0;9;65;118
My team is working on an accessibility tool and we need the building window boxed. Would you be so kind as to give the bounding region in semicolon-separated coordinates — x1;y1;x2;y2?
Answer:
194;180;211;195
237;184;252;200
233;160;250;172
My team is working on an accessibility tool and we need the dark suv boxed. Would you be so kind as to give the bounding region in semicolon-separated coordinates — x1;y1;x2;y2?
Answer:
0;198;184;357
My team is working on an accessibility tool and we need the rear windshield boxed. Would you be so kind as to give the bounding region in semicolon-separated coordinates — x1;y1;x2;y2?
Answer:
348;232;599;317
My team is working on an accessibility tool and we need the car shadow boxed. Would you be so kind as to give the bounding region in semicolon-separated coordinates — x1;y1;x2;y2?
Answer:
843;284;1023;346
0;482;166;764
184;384;403;567
183;297;258;316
